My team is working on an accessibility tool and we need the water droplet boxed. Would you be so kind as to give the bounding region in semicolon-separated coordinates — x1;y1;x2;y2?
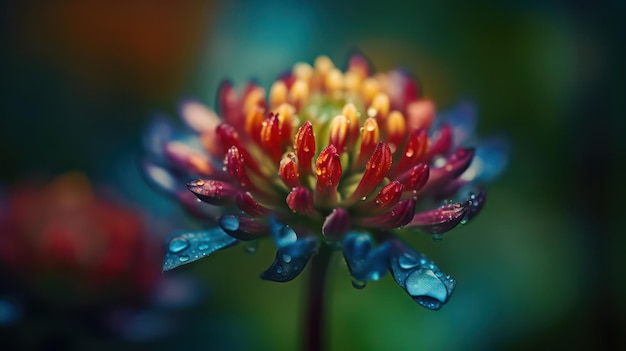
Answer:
459;216;468;225
351;277;367;289
168;237;189;253
282;254;292;263
432;234;444;242
398;252;420;269
277;225;298;247
360;196;367;201
220;215;239;231
178;254;190;263
198;242;210;251
244;241;259;254
415;297;442;310
276;266;283;274
405;269;448;304
196;198;202;203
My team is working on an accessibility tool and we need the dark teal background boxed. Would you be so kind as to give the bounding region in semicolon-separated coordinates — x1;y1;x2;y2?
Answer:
1;0;624;349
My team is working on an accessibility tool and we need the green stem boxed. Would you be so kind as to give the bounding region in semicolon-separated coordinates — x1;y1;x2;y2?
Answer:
304;244;333;351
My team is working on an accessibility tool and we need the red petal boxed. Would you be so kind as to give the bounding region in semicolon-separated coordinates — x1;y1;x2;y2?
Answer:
359;199;417;229
322;208;351;239
218;215;268;241
351;142;392;201
315;145;342;207
286;186;318;216
279;154;301;189
420;148;474;195
260;113;283;163
236;192;271;217
396;163;430;193
187;179;239;205
315;145;342;190
225;146;251;188
427;124;452;161
355;181;404;214
407;203;467;234
216;123;261;174
294;121;316;175
389;129;429;178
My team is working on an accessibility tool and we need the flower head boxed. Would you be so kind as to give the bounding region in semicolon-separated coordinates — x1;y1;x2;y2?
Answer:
144;54;507;310
0;173;200;340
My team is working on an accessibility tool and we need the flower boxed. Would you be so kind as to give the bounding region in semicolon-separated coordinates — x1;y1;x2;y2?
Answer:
144;54;507;310
0;173;200;342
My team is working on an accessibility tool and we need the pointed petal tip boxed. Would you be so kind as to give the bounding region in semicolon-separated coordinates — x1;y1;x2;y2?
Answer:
162;228;239;271
389;240;456;310
260;237;318;283
408;202;467;234
342;233;390;282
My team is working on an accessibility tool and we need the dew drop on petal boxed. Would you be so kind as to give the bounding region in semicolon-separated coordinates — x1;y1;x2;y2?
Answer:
220;215;239;231
282;254;292;263
162;228;240;271
168;237;189;253
351;277;367;289
405;269;448;306
276;266;283;274
398;252;420;269
198;242;210;251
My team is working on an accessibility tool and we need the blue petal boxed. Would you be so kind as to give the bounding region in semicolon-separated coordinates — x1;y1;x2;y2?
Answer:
143;115;174;159
163;228;239;271
461;137;510;183
435;101;477;147
342;233;391;282
269;216;297;248
389;240;456;310
261;237;318;282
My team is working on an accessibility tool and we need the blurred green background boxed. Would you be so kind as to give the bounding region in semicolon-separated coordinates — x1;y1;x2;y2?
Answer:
1;0;624;350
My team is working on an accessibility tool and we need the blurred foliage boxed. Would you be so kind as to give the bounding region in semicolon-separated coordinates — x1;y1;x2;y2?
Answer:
0;0;624;350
